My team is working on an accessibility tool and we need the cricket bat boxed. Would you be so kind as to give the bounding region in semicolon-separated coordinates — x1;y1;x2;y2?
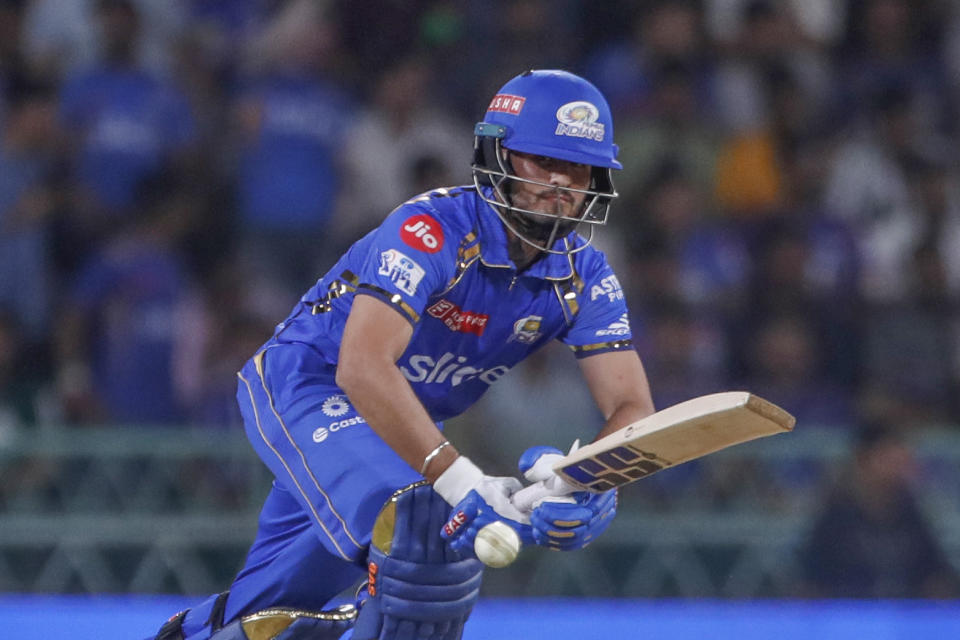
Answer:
513;391;795;509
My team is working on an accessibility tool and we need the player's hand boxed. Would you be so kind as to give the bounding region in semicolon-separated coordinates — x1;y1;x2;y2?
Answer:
515;445;618;551
433;456;534;556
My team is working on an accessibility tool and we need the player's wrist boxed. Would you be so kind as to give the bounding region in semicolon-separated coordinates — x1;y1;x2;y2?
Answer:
432;455;483;506
421;441;461;484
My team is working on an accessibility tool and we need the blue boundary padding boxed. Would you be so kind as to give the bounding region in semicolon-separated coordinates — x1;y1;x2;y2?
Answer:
2;595;960;640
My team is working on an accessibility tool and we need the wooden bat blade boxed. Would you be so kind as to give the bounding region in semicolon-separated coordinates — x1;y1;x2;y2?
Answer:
554;392;796;492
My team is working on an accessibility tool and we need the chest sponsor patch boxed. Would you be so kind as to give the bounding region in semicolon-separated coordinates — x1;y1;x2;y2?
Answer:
401;214;444;253
427;299;489;336
400;351;510;387
378;249;425;296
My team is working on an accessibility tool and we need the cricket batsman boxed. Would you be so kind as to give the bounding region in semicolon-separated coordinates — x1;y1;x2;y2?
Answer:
149;69;655;640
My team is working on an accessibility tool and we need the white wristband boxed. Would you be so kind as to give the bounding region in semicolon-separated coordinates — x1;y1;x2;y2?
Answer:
432;456;483;507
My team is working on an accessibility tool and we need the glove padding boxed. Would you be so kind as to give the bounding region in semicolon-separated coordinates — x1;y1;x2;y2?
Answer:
516;445;618;551
433;456;534;557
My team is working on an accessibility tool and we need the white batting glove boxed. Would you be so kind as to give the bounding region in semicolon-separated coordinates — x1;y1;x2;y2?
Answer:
511;441;581;512
433;456;534;555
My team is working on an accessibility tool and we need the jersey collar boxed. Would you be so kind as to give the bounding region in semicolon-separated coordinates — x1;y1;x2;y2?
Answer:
474;187;578;281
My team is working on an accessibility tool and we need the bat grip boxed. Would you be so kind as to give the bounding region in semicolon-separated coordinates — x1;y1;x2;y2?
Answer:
511;477;576;512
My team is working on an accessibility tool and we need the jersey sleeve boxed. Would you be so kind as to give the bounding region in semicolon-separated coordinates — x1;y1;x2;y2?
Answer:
560;256;634;358
350;201;459;325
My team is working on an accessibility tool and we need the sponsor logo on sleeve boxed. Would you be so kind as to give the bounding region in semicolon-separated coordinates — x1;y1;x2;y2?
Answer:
590;275;624;302
488;94;526;115
378;249;426;296
427;299;489;336
510;315;543;344
555;101;605;142
596;313;631;337
401;214;444;253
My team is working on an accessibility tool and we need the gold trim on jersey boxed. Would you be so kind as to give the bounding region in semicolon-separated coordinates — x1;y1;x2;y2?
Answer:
553;244;586;325
569;339;633;354
438;230;481;296
310;270;359;314
356;284;421;324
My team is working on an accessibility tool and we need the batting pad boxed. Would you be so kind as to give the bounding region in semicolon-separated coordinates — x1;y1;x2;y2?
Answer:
352;482;484;640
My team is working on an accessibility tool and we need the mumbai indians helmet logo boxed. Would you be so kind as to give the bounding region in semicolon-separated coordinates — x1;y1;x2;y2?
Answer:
321;395;351;417
511;315;543;344
555;101;605;142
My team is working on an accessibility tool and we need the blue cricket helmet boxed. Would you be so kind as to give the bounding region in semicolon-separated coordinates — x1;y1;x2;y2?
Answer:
480;69;621;169
472;70;621;255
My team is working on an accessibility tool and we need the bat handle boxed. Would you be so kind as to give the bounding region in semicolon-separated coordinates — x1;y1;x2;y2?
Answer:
511;478;576;512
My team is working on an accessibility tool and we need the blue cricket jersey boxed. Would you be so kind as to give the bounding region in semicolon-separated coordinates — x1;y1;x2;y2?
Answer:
266;184;634;421
178;186;640;632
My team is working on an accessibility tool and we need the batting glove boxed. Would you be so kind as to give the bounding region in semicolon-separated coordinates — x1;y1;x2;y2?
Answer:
433;456;534;556
515;445;618;551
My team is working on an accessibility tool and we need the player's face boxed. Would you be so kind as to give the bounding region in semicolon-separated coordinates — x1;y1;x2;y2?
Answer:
507;151;592;218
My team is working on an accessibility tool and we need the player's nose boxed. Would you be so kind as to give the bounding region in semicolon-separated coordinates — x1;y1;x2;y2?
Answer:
548;166;574;188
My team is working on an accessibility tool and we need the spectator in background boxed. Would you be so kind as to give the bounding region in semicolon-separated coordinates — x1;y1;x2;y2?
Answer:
859;154;960;426
739;314;855;428
336;55;470;243
834;0;951;132
0;310;43;432
712;61;824;221
726;130;862;392
799;422;959;598
622;162;746;407
636;300;727;410
446;0;583;119
54;172;203;425
230;0;354;304
56;0;197;269
584;0;712;119
613;59;721;207
0;0;28;105
709;0;834;135
626;160;751;324
21;0;186;79
824;84;953;303
0;71;60;341
172;258;276;430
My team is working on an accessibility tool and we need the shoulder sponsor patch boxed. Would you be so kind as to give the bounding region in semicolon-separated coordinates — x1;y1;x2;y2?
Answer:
596;313;630;337
427;299;489;336
401;213;444;253
590;275;623;302
488;93;526;115
378;249;426;296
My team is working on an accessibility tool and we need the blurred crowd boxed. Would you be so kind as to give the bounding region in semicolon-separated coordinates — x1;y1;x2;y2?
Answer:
0;0;959;436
